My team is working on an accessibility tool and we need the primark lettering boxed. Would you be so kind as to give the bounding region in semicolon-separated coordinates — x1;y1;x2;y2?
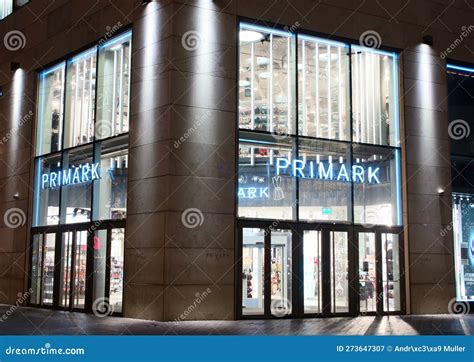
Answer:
41;162;101;189
276;158;381;184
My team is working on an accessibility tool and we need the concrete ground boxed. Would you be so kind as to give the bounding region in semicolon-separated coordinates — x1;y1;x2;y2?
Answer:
0;305;472;335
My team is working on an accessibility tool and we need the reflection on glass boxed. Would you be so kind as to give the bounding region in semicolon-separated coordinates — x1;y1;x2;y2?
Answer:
298;138;351;221
242;228;265;315
41;233;56;306
382;233;401;312
36;64;65;155
352;48;398;147
60;145;93;224
64;49;97;148
303;230;322;313
238;133;296;220
59;232;73;308
73;231;88;309
298;37;349;140
110;228;124;313
92;230;107;307
93;137;128;220
270;229;292;316
239;26;296;135
96;33;131;139
30;234;43;305
353;145;401;226
359;232;377;313
330;231;348;313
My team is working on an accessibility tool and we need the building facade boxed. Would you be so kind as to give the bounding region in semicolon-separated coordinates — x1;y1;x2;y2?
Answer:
0;0;472;321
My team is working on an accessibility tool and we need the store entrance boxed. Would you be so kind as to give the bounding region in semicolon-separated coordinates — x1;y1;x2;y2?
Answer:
237;222;404;318
29;222;125;316
357;230;402;315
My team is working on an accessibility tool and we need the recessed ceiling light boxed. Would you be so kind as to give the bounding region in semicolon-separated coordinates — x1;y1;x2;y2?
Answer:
240;30;263;42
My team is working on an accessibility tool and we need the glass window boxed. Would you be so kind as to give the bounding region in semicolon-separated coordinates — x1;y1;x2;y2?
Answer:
298;138;351;222
238;132;296;220
92;229;107;308
352;47;399;147
60;145;93;224
298;37;350;140
242;228;265;316
36;64;65;156
239;25;296;135
64;49;97;149
93;136;128;220
453;194;474;301
353;144;402;226
96;33;132;139
33;154;61;226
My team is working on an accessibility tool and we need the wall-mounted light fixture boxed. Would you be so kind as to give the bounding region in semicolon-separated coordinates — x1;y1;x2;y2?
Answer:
13;192;20;200
141;0;152;5
438;188;445;196
422;35;433;46
10;62;20;72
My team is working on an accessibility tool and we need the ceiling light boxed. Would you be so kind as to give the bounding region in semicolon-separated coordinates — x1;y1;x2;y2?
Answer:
240;30;263;42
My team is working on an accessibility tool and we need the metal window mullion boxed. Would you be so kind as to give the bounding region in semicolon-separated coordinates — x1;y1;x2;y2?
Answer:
112;50;118;137
327;45;331;139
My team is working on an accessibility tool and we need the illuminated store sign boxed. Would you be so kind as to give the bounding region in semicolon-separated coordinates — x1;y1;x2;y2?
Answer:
276;158;380;184
42;162;101;189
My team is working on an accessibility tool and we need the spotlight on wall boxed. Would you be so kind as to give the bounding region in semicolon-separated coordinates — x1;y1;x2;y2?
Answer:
0;86;3;97
13;192;20;200
438;188;445;196
141;0;152;5
422;35;433;46
10;62;20;72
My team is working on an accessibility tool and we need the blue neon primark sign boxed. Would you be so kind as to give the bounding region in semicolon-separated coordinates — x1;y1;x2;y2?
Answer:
276;158;380;184
41;162;101;189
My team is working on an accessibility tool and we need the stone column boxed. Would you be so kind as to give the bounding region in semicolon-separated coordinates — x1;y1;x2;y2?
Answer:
402;44;456;314
125;0;236;321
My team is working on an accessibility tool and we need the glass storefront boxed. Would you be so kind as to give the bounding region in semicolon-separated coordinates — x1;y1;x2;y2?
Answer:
237;22;404;318
29;31;131;315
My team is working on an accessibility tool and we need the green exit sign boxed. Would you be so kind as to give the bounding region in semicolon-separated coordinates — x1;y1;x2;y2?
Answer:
322;208;332;215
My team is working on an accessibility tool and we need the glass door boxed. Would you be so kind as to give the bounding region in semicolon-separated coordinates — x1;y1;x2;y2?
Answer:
356;230;403;315
303;230;322;314
58;231;73;308
270;229;292;317
41;233;56;306
358;232;377;313
330;231;349;314
109;228;125;313
241;228;265;316
72;230;88;309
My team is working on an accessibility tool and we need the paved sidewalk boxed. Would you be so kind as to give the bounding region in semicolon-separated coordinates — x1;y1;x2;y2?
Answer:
0;305;472;335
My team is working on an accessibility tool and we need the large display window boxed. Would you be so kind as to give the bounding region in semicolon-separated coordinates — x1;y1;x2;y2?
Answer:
30;30;131;315
237;23;402;226
237;22;403;319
